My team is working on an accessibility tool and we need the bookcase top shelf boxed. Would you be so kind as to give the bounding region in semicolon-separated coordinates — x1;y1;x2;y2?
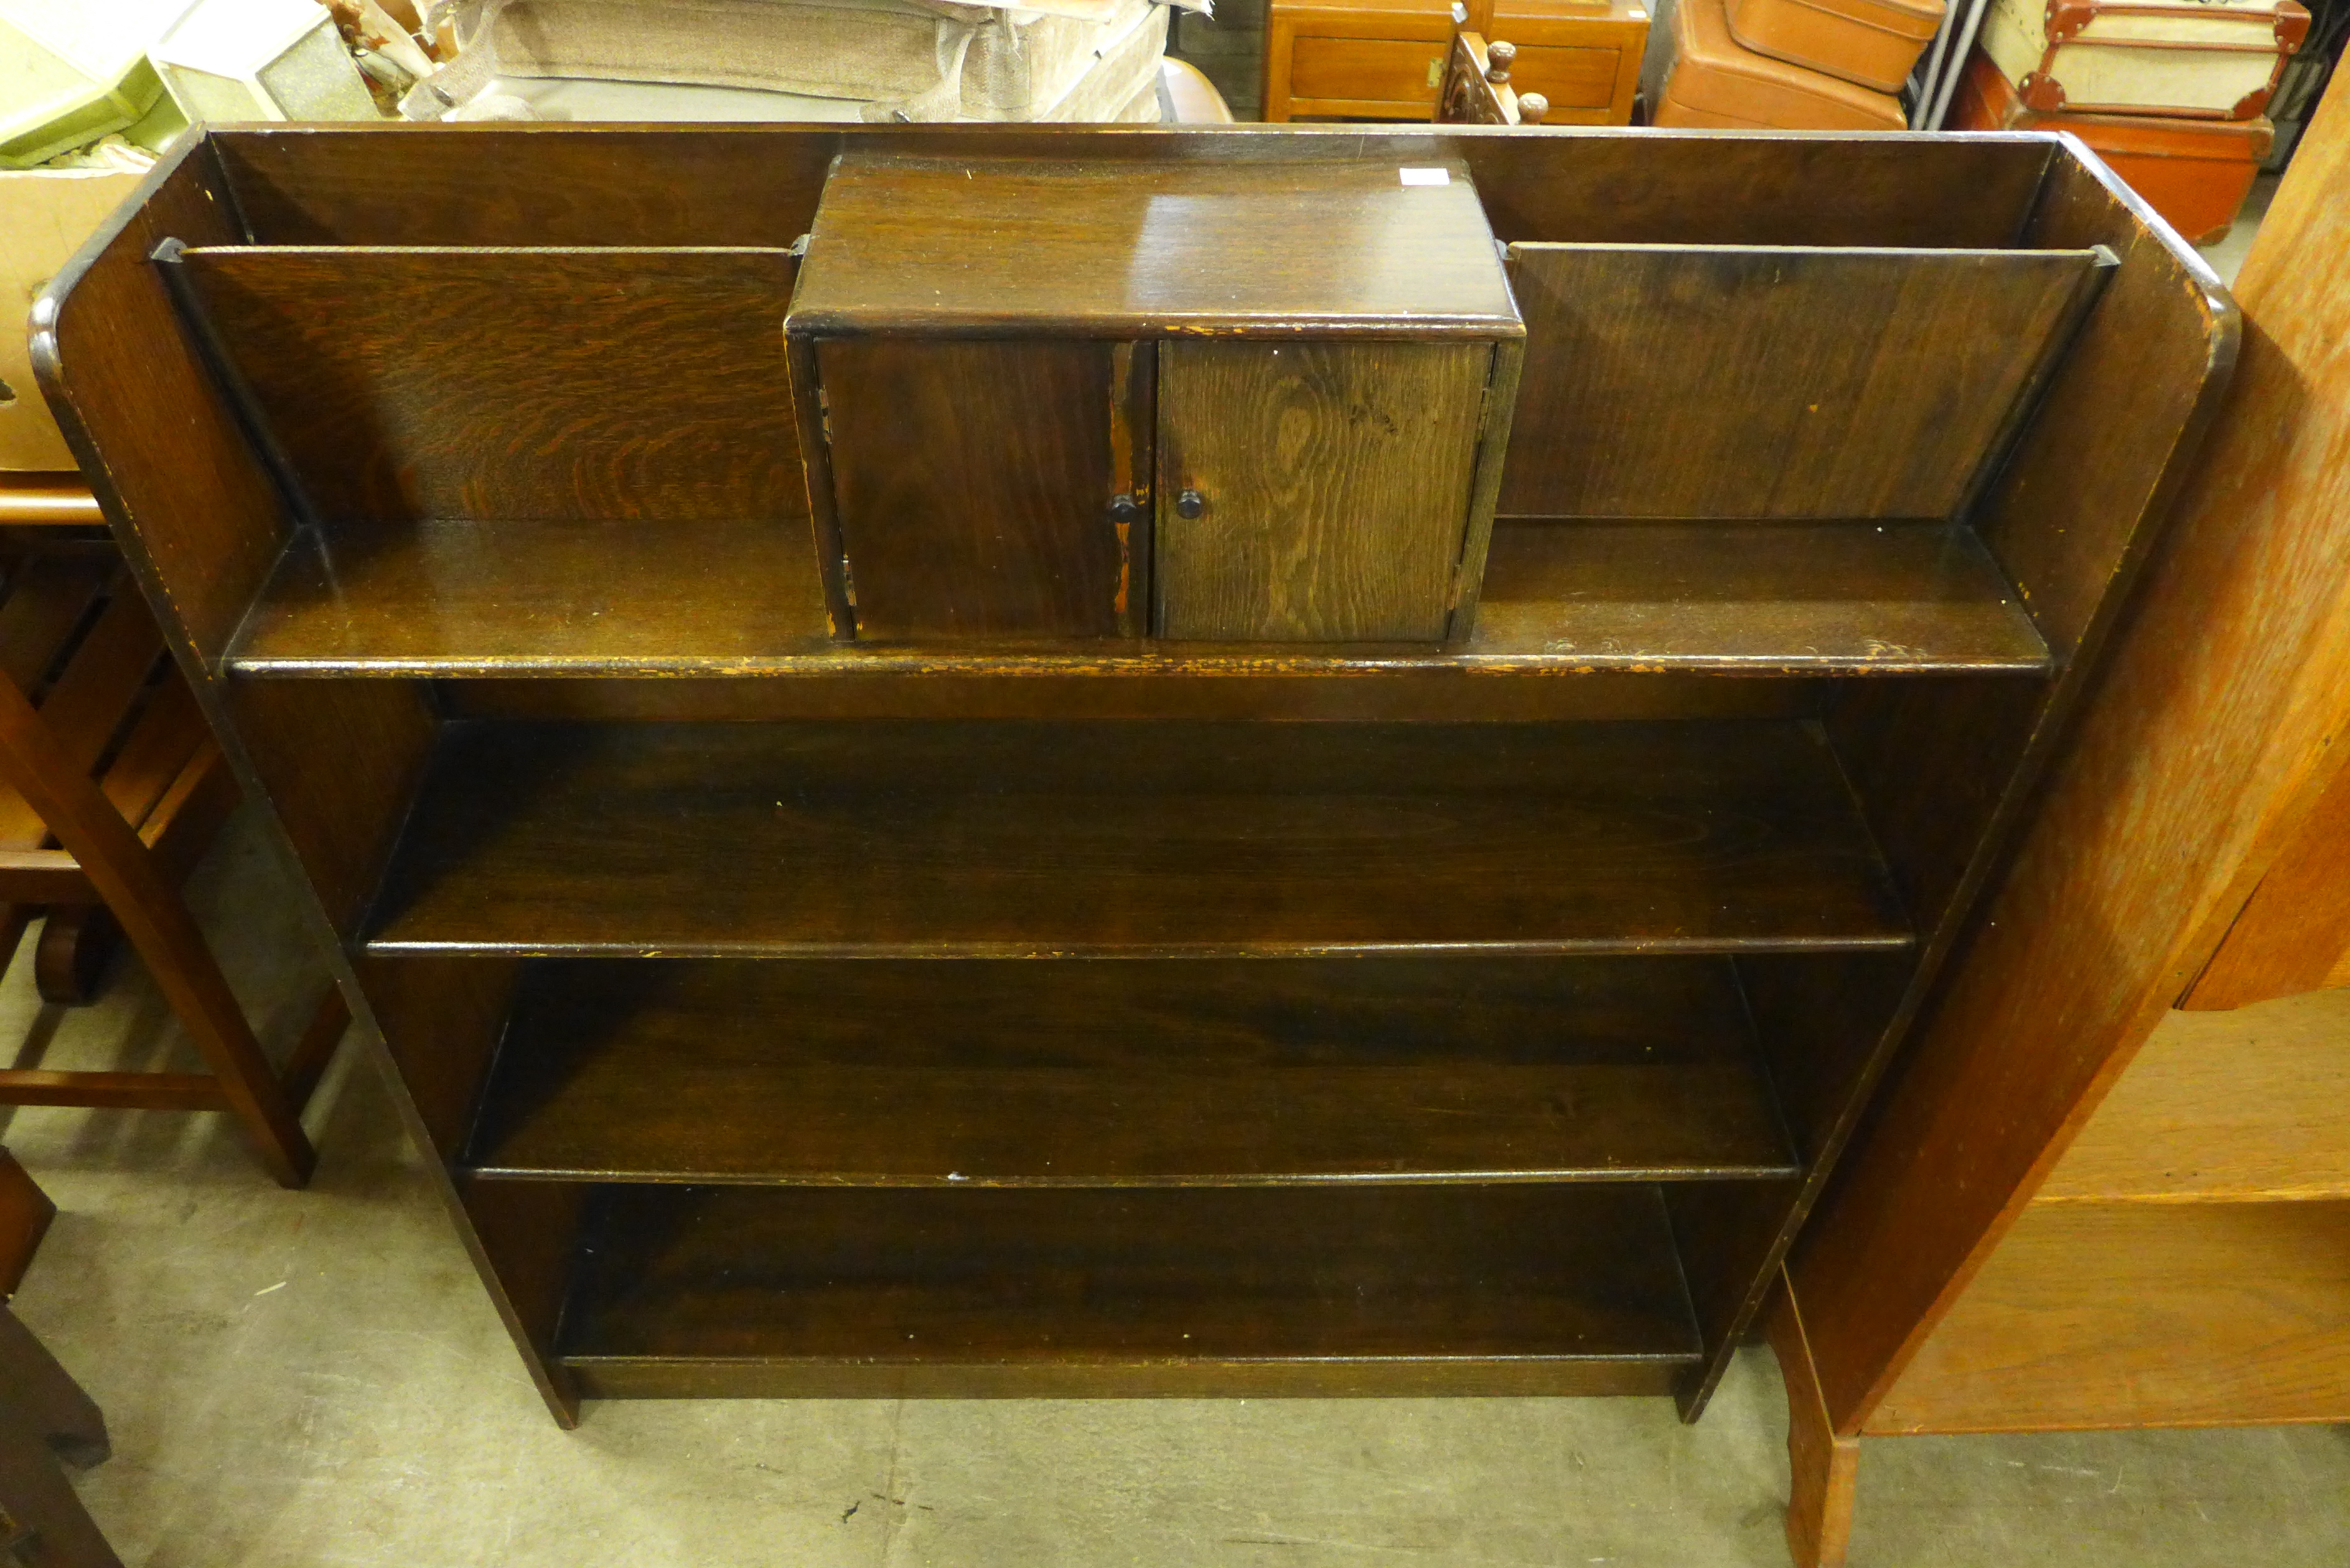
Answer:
225;518;2051;677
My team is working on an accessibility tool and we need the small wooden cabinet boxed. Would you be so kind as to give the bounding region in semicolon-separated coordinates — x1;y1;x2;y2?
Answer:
1265;0;1650;123
789;154;1524;643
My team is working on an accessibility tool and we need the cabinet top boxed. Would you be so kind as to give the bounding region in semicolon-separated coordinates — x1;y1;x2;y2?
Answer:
787;152;1524;340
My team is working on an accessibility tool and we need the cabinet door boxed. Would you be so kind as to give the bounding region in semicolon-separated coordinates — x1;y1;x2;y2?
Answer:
1155;340;1490;642
818;338;1152;640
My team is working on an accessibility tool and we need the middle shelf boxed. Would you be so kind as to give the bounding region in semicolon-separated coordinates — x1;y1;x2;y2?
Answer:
463;956;1799;1185
362;718;1912;957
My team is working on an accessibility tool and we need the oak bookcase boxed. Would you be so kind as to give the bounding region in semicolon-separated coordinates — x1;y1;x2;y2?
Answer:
35;124;2231;1429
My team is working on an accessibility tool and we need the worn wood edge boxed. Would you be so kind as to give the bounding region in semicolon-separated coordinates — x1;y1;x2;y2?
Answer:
1767;1270;1860;1568
784;313;1528;340
367;935;1921;961
1503;242;2108;261
786;334;854;640
225;650;2059;678
1445;340;1523;646
30;130;583;1429
1673;196;2245;1420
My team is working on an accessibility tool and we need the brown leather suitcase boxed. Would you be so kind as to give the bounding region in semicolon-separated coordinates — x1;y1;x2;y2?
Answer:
1656;0;1906;127
1982;0;2309;119
1950;49;2270;241
1724;0;1945;93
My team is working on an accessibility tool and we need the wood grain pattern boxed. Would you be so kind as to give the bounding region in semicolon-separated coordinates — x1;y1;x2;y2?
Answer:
227;520;2045;676
30;145;293;665
1498;245;2106;520
171;246;803;525
556;1183;1702;1394
1871;1201;2350;1432
1291;35;1449;105
820;340;1126;640
1788;105;2305;1436
1476;523;2048;671
212;126;2054;254
466;956;1797;1184
234;520;830;670
2038;991;2350;1203
1769;1272;1859;1568
793;154;1519;340
365;719;1911;957
1156;342;1488;642
2184;753;2350;1007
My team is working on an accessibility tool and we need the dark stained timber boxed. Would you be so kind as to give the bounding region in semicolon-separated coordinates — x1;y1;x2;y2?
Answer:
228;519;2048;676
167;245;805;527
1476;523;2051;672
1498;244;2108;521
555;1183;1703;1398
362;720;1912;957
464;957;1799;1185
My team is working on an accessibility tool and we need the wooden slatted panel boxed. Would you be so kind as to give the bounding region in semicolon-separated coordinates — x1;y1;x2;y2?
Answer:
169;246;803;526
364;719;1912;957
1497;245;2107;520
556;1183;1702;1398
466;957;1798;1185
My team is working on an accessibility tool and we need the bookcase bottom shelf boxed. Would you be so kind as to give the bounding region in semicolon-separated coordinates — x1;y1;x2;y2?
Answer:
545;1183;1704;1399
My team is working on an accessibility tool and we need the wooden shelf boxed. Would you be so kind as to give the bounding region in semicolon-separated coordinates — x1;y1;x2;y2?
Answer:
225;519;2048;677
1875;1200;2350;1432
464;957;1799;1185
553;1183;1704;1398
363;719;1911;957
2038;992;2350;1203
1475;523;2047;671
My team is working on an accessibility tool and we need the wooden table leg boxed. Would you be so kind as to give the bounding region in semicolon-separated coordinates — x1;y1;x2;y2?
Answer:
0;1305;119;1567
0;676;313;1188
1769;1267;1860;1568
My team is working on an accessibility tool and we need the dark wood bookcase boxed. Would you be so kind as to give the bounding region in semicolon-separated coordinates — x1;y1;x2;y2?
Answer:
34;124;2233;1428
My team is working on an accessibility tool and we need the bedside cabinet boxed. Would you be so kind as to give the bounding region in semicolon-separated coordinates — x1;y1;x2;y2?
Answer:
1266;0;1649;123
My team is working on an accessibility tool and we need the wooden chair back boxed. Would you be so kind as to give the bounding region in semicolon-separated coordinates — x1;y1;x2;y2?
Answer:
1434;32;1549;125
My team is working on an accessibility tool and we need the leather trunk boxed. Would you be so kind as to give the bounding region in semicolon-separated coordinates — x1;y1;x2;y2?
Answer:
1656;0;1904;128
1724;0;1944;93
1981;0;2309;119
1951;50;2270;242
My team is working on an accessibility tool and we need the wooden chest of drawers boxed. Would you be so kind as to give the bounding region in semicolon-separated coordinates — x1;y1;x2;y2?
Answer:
1265;0;1649;122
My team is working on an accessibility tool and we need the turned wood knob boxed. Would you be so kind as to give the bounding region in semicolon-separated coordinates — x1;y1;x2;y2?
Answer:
1520;91;1548;124
1486;40;1515;85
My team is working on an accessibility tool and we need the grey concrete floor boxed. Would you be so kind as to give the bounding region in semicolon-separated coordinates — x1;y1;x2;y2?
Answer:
0;810;2340;1567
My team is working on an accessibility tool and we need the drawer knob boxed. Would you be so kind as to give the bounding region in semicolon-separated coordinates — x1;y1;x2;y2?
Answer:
1108;493;1144;523
1176;488;1207;520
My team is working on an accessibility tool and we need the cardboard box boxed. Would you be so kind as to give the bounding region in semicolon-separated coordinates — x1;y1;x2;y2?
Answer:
1;164;144;470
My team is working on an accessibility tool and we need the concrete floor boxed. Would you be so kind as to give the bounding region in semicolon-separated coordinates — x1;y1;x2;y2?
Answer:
0;811;2341;1567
